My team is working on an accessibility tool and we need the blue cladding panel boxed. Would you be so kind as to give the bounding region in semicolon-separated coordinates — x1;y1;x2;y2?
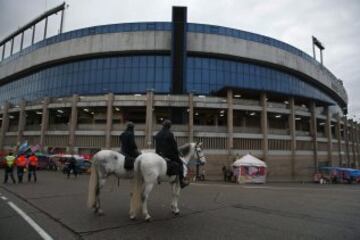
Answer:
186;57;335;104
0;55;171;104
0;54;335;106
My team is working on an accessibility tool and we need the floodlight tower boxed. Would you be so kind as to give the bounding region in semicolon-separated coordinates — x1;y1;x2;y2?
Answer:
312;36;325;65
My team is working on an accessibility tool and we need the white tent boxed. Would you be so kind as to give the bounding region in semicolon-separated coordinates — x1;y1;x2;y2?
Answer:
232;154;267;184
232;154;267;168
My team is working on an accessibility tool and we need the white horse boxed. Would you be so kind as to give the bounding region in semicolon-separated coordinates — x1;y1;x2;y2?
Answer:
130;142;206;221
87;150;132;215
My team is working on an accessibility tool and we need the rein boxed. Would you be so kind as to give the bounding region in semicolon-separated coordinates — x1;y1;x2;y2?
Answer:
180;144;201;166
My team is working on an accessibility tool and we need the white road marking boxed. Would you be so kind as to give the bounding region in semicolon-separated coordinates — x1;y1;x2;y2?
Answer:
1;196;8;200
7;201;54;240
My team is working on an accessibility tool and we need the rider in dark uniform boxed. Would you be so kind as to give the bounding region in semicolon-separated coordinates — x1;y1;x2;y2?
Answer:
155;120;188;188
120;122;140;170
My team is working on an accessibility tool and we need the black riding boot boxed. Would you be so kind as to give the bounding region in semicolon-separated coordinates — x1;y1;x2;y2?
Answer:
178;164;189;189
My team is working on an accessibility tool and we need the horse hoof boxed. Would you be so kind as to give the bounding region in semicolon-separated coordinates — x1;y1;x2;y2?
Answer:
173;211;180;216
145;216;152;222
129;215;136;221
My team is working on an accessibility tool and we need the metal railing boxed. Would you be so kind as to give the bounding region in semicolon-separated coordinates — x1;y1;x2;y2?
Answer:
44;135;68;147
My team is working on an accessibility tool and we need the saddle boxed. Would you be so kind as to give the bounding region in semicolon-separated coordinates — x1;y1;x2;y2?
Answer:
164;158;180;176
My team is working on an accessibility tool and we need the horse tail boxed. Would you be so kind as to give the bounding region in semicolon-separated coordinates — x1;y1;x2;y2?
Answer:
87;164;98;208
131;157;143;215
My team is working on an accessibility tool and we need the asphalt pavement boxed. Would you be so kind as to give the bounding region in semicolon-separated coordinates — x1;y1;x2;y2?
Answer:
0;170;359;240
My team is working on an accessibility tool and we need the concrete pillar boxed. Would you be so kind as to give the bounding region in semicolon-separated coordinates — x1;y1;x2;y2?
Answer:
351;121;357;167
310;102;318;171
188;92;194;142
357;124;360;168
214;115;218;127
0;102;10;150
241;115;246;129
350;120;356;167
227;89;234;162
105;93;114;149
68;95;79;154
354;122;359;167
16;100;27;145
40;97;50;151
260;93;268;161
144;90;154;148
336;114;342;166
325;107;333;166
354;122;359;168
343;117;350;167
289;97;296;178
348;120;352;167
348;119;353;167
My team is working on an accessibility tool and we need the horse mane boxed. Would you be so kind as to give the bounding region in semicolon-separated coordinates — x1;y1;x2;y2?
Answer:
178;143;191;158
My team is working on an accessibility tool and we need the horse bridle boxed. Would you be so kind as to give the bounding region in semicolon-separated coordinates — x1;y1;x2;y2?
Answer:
194;144;205;165
181;143;205;166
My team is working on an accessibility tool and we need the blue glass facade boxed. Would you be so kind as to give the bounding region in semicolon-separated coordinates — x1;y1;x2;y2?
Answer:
0;55;171;104
187;57;335;104
0;55;335;105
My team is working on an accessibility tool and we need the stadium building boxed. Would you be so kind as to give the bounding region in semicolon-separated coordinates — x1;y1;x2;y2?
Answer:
0;4;358;181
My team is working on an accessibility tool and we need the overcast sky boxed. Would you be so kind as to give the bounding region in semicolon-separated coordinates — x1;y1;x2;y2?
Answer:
0;0;359;118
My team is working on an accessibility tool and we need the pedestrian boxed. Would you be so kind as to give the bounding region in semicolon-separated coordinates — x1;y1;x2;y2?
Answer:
226;168;233;182
222;166;227;182
15;154;27;183
67;156;78;178
120;122;140;170
28;153;38;182
3;152;16;184
155;119;188;188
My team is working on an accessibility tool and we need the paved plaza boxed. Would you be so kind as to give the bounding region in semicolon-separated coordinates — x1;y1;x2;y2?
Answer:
0;171;359;240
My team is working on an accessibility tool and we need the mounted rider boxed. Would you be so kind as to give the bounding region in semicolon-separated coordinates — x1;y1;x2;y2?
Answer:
120;122;140;170
155;119;189;188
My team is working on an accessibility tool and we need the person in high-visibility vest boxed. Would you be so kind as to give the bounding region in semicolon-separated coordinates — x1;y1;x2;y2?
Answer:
3;152;16;184
15;154;27;183
28;153;38;183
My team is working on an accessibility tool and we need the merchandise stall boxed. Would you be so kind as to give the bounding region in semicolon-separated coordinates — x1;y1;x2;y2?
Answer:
232;154;267;184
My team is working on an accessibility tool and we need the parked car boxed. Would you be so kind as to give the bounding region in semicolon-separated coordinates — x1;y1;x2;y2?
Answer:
37;155;51;170
50;154;92;174
319;167;360;184
75;159;92;174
